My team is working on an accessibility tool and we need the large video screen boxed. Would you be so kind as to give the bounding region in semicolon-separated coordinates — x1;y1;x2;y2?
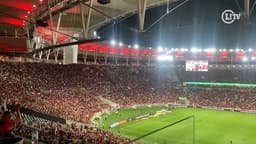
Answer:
186;60;208;72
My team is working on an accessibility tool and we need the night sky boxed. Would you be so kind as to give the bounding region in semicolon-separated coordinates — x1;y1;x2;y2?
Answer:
98;0;256;49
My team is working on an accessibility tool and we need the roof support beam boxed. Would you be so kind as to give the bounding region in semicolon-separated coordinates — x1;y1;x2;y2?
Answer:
82;3;113;20
86;0;94;38
54;13;63;44
48;4;54;44
250;0;256;15
81;0;94;39
54;12;62;62
25;23;31;50
167;0;170;13
39;0;89;21
47;3;55;60
244;0;250;18
137;0;147;32
80;3;87;39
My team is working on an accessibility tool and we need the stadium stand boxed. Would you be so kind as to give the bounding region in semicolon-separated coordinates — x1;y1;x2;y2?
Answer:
1;61;256;143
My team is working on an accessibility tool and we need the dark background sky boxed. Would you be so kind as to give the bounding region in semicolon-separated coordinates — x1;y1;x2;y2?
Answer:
98;0;256;49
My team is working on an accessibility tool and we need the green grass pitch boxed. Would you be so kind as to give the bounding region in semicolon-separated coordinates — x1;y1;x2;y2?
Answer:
98;106;256;144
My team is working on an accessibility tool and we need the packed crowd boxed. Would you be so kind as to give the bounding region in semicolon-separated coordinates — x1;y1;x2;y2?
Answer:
0;62;181;123
0;104;129;144
184;87;256;110
0;62;111;123
1;61;256;119
18;121;129;144
1;61;256;143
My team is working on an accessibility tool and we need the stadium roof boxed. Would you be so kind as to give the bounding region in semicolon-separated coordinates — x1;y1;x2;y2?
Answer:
1;0;256;56
0;0;167;38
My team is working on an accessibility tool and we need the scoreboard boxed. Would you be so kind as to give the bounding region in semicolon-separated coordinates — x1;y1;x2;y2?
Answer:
185;60;208;72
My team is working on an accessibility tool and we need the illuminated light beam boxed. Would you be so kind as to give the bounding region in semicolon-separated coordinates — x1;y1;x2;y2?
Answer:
184;82;256;87
32;38;105;54
120;47;130;55
140;49;149;56
99;45;110;53
2;18;24;26
0;2;33;11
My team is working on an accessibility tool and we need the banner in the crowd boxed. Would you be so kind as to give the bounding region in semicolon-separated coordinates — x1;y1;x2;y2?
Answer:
109;109;171;128
135;114;150;120
110;120;127;128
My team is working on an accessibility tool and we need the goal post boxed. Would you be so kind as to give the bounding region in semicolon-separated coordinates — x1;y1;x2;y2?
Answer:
125;115;195;144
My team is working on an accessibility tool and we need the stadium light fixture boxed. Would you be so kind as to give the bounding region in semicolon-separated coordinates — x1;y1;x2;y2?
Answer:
134;44;139;49
219;49;222;52
242;57;248;62
157;55;173;61
119;42;123;47
158;46;163;52
252;57;255;60
211;48;216;53
191;48;198;52
248;48;252;52
111;40;116;46
235;48;239;52
128;45;132;48
229;49;234;52
93;31;97;37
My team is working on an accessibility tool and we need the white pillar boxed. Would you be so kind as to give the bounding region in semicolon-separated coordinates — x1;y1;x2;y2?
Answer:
63;34;79;64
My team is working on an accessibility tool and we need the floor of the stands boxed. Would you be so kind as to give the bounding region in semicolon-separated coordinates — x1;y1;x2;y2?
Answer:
98;107;256;144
